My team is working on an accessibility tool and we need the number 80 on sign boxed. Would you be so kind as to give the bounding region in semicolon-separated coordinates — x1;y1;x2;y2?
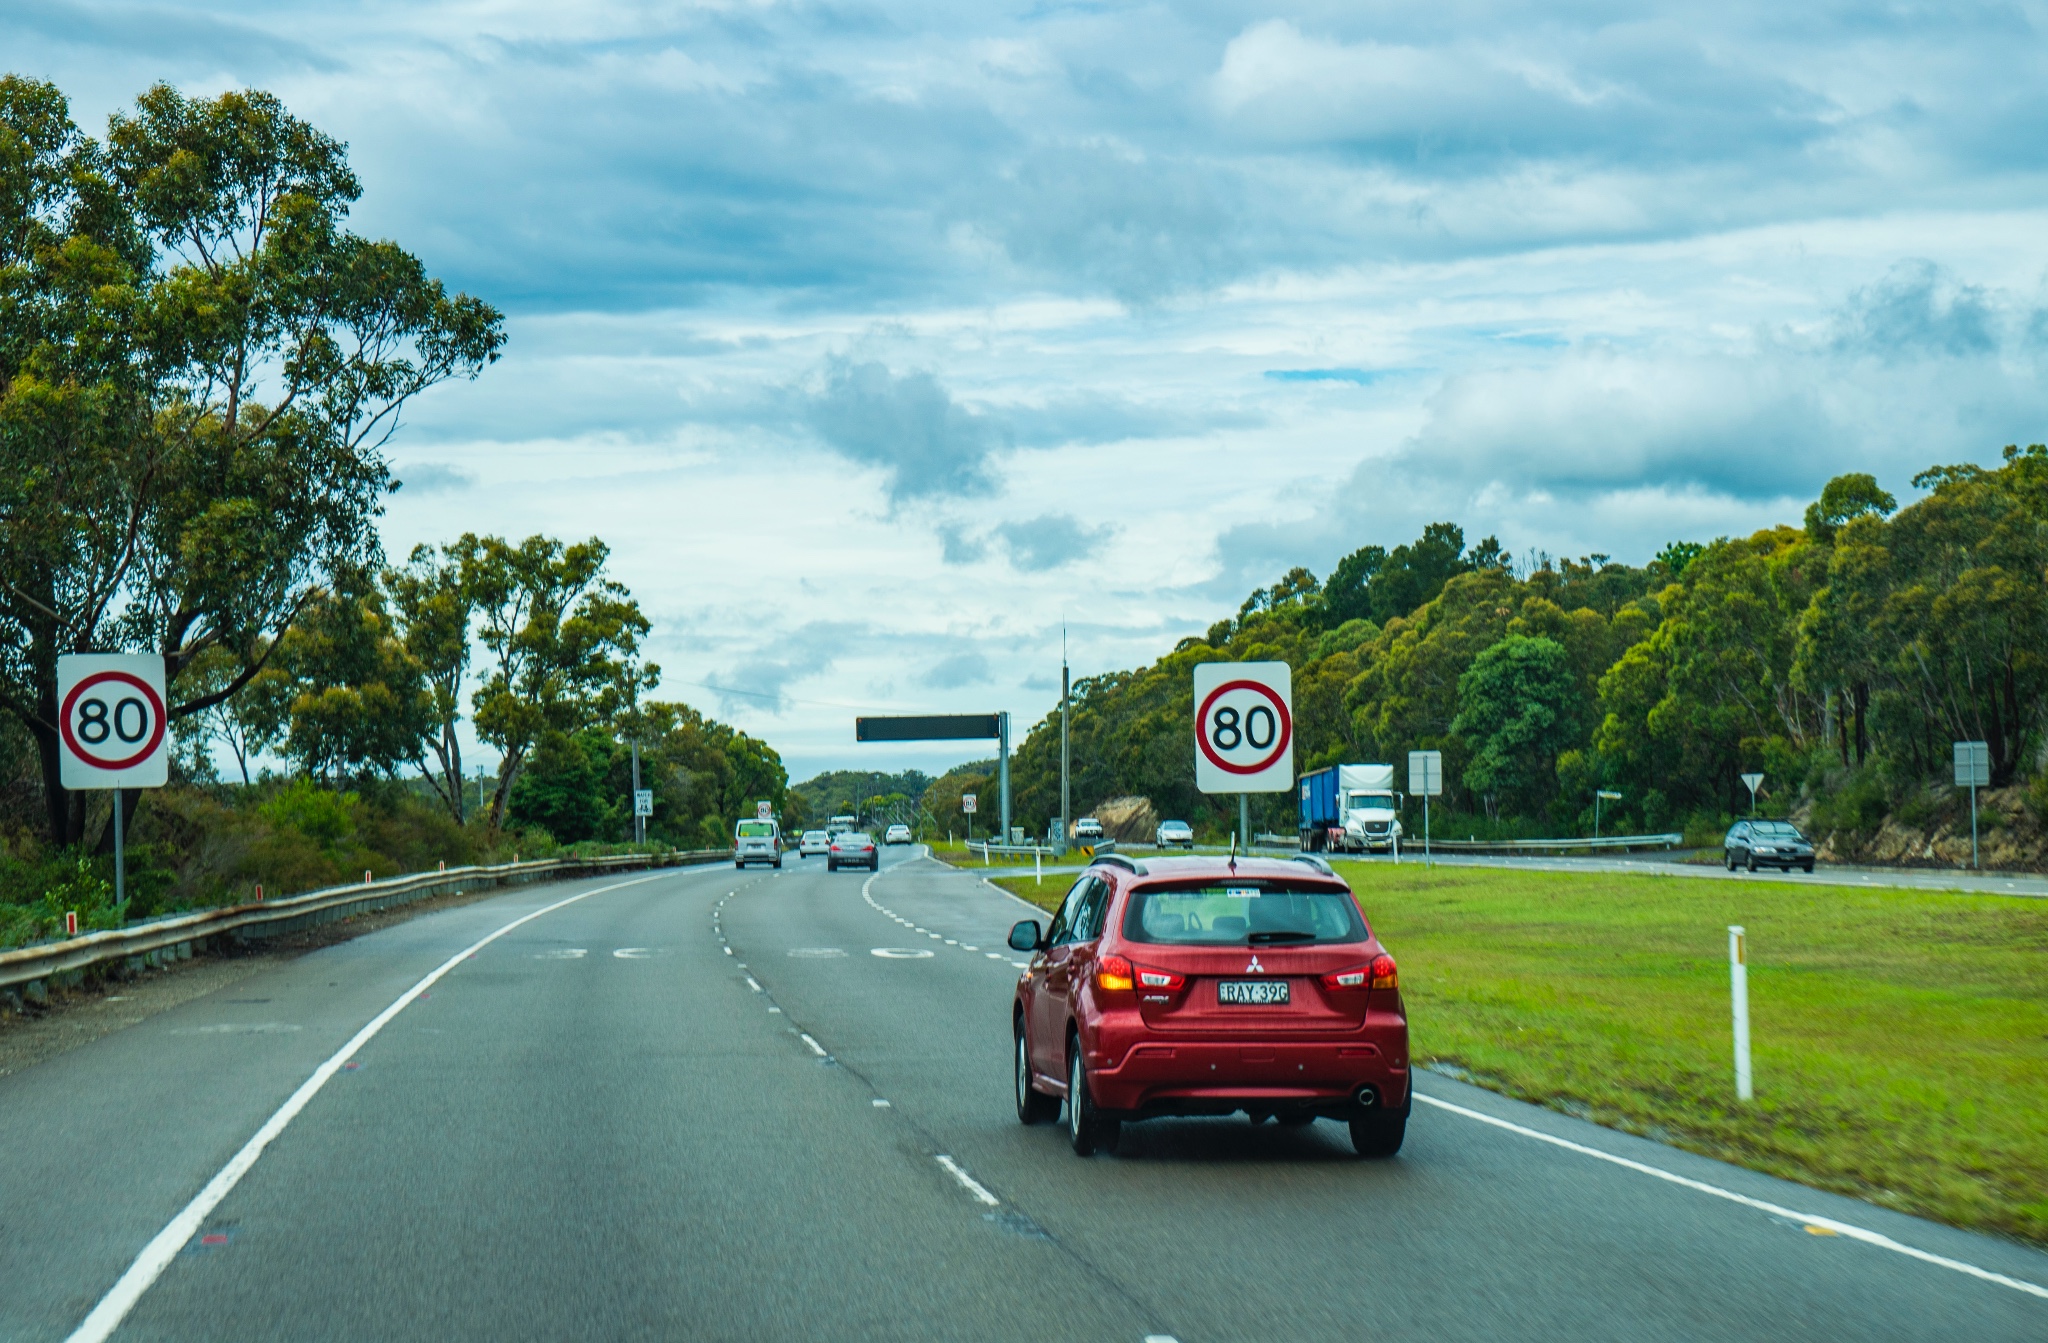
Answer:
57;654;170;789
1192;660;1294;794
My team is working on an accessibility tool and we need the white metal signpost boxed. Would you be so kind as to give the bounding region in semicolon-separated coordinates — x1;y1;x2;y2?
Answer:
1740;771;1764;815
1954;741;1989;869
1193;660;1294;850
1406;750;1443;864
58;654;171;913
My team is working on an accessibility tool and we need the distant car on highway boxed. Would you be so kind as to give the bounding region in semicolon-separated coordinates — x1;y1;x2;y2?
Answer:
884;823;913;845
1154;820;1194;848
798;830;831;858
1724;820;1816;873
734;818;782;869
828;831;879;872
1008;853;1408;1158
1072;817;1104;841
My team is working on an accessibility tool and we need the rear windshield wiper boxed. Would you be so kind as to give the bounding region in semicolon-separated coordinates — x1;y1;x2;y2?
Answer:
1247;930;1317;944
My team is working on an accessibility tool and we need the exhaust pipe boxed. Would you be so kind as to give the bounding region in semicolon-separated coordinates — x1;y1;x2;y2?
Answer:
1354;1085;1378;1109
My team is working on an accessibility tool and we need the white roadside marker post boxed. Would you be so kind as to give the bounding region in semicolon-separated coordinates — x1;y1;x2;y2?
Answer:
1729;925;1753;1101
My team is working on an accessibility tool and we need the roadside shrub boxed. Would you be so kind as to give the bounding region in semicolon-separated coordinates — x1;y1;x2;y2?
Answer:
260;779;360;845
1811;768;1890;837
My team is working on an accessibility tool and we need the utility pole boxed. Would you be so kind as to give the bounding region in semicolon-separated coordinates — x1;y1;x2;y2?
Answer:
631;739;643;845
1060;622;1070;855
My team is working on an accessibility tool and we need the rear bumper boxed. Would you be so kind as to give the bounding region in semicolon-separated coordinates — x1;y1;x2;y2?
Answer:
1086;1037;1409;1115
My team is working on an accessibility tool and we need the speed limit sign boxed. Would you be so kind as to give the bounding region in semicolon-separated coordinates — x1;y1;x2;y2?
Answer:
57;654;170;789
1192;660;1293;794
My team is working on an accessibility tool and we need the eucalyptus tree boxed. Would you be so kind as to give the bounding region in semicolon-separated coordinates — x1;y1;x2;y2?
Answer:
455;534;655;831
0;79;504;844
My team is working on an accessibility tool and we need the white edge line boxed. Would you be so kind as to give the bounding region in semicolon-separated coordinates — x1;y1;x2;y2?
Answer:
1415;1093;2048;1301
63;868;682;1343
935;1155;1001;1208
798;1033;828;1057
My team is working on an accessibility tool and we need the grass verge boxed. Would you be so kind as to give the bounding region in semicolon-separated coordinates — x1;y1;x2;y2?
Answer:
992;860;2048;1246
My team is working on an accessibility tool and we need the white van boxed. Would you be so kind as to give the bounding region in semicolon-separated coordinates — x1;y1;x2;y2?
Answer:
734;818;782;869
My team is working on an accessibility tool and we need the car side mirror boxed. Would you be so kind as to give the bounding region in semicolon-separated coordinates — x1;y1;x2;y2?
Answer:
1008;919;1044;952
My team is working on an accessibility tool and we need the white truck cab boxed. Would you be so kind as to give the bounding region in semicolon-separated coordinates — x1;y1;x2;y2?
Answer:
1339;765;1404;853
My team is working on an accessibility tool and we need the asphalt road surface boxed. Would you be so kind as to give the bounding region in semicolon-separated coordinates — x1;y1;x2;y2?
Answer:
4;849;2043;1341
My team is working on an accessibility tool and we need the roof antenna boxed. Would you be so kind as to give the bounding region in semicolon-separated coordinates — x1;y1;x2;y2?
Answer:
1228;831;1238;874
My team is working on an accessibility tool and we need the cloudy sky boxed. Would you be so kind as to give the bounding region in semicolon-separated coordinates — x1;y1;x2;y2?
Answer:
12;1;2048;782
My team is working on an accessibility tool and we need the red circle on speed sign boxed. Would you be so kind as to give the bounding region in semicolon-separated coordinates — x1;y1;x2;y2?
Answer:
60;671;167;772
1196;678;1293;776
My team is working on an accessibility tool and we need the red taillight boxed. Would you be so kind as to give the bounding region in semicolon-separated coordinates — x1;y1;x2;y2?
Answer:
1096;953;1134;991
1136;965;1184;990
1320;967;1367;990
1370;953;1398;989
1320;954;1397;991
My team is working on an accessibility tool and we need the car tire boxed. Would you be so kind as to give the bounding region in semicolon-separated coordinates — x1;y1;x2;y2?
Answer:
1067;1039;1120;1156
1803;862;1815;873
827;859;837;872
1349;1108;1407;1157
1746;854;1758;873
1725;851;1737;871
734;861;745;869
1016;1022;1060;1125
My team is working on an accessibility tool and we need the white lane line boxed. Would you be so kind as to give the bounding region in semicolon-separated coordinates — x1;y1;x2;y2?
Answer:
872;1098;891;1107
1415;1093;2048;1301
799;1033;828;1057
745;977;762;992
63;869;685;1343
935;1155;1001;1207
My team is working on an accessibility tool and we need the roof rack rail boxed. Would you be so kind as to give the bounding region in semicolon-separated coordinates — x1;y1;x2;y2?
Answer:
1290;854;1336;876
1092;853;1148;876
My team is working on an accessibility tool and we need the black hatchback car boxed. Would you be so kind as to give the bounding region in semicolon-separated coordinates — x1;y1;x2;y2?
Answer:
1724;820;1816;872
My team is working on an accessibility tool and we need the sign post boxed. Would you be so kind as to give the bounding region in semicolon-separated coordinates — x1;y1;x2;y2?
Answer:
962;792;977;850
58;654;171;912
1406;751;1443;866
1953;741;1989;870
1594;788;1622;839
1192;662;1294;849
1740;771;1763;816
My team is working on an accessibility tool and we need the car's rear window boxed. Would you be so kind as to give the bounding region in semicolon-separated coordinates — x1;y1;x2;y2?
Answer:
1121;880;1366;946
838;832;872;844
736;821;775;837
803;831;827;840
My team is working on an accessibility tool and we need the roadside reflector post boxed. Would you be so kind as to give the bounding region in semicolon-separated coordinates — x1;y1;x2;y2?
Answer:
255;884;264;902
1729;925;1753;1101
1034;845;1042;884
363;870;372;885
66;910;78;936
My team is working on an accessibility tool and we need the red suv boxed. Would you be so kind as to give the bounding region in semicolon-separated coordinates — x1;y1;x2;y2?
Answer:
1008;854;1409;1157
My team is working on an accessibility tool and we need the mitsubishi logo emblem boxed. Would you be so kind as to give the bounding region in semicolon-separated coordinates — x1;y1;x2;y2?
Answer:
1245;955;1266;974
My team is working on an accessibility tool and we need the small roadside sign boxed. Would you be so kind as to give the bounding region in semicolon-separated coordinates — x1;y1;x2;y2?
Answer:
58;654;170;790
1407;750;1443;798
634;789;654;818
1193;660;1294;794
961;793;977;814
1952;742;1989;789
755;799;773;822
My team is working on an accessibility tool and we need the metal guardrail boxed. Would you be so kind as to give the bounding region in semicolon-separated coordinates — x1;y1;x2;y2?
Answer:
0;849;730;996
1419;833;1684;853
967;842;1060;858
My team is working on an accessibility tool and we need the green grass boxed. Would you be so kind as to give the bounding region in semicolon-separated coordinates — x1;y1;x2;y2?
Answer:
991;860;2048;1245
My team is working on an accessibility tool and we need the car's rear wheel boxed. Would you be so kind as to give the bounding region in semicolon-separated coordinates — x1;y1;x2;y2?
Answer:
1015;1023;1059;1125
1349;1108;1406;1157
1725;851;1737;871
1067;1040;1119;1156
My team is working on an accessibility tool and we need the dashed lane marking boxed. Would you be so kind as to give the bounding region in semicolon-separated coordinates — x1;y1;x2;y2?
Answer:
935;1155;1001;1208
745;977;763;992
799;1033;828;1057
872;948;936;959
1415;1092;2048;1301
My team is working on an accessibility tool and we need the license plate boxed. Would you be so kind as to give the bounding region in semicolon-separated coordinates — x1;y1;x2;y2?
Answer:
1218;980;1290;1006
